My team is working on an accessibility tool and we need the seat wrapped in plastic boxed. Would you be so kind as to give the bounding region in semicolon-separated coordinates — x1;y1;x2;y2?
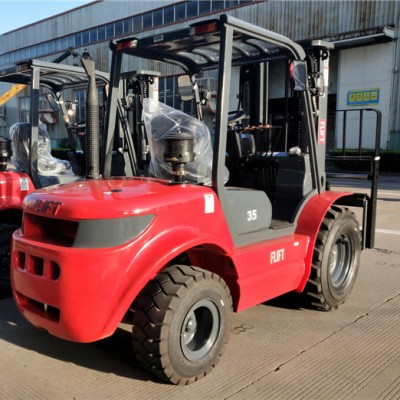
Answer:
142;99;213;184
9;122;73;176
9;122;30;171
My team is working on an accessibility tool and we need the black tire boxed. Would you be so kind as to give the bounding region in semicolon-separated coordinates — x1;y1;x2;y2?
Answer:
132;265;232;385
0;224;19;289
306;206;361;311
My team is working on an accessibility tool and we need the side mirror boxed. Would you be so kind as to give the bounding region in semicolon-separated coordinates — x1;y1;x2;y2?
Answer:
289;60;307;92
178;75;194;101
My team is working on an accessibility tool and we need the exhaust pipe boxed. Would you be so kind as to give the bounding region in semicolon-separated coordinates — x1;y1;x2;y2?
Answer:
81;58;100;180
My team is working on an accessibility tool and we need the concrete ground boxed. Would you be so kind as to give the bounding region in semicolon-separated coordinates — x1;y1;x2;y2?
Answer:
0;174;399;399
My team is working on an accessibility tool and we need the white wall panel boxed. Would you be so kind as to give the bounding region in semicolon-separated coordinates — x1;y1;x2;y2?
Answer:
336;42;393;148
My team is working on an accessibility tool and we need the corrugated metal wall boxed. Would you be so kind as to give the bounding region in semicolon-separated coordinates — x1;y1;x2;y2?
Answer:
0;0;179;53
2;1;399;52
1;0;400;135
233;1;399;40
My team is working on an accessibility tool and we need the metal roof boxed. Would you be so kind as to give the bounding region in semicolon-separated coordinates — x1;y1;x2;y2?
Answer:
111;14;307;74
0;59;109;91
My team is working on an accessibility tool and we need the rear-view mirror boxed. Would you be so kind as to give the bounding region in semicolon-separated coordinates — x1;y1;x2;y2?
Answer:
289;60;307;92
178;75;194;101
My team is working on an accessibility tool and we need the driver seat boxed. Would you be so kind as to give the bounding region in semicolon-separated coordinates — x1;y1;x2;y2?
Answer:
9;122;78;186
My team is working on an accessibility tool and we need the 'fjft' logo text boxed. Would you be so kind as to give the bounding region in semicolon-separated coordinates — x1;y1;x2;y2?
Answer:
270;249;285;264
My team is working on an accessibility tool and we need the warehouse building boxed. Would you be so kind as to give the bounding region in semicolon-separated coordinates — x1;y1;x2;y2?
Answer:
0;0;399;149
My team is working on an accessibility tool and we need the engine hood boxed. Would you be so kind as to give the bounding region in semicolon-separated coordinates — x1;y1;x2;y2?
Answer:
23;177;213;220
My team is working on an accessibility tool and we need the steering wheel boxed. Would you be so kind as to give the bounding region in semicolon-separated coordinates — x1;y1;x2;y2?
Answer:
228;110;248;126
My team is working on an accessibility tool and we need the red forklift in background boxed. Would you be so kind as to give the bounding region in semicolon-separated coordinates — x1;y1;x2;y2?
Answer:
10;15;380;384
0;57;109;288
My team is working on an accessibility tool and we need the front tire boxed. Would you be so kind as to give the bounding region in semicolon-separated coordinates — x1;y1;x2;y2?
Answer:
132;265;232;385
306;206;361;311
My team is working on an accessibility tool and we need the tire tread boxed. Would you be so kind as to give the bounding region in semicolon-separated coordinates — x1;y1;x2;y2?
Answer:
305;206;360;311
132;265;232;385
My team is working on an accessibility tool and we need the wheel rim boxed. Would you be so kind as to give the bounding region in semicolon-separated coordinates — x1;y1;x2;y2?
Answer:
181;299;220;361
329;233;353;289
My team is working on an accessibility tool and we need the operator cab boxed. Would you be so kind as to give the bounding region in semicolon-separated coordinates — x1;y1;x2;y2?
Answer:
105;15;332;246
0;59;109;188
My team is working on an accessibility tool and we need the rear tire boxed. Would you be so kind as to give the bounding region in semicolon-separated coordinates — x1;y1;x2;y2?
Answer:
132;265;232;385
306;206;361;311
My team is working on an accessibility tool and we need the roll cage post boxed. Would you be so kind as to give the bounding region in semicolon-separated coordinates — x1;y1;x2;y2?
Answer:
29;66;41;188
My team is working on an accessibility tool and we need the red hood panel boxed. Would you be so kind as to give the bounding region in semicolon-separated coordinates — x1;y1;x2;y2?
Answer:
23;177;214;219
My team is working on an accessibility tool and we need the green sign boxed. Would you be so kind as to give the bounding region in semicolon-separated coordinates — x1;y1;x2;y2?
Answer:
347;89;379;107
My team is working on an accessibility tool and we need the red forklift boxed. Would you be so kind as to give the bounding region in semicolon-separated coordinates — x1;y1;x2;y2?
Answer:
10;15;380;384
0;57;109;288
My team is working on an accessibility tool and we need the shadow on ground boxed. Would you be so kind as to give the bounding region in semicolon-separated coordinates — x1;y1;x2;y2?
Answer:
0;298;157;383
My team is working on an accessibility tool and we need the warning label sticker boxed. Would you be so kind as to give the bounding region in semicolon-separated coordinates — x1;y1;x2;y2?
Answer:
319;119;326;145
20;177;29;191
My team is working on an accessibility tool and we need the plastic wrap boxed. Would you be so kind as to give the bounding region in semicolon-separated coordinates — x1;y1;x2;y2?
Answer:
142;98;213;184
9;122;73;176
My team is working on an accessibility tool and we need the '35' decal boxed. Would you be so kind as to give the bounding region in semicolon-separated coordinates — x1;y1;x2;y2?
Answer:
247;209;257;221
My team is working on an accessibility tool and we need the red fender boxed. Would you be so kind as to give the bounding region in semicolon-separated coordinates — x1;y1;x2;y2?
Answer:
100;226;233;339
295;191;353;292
